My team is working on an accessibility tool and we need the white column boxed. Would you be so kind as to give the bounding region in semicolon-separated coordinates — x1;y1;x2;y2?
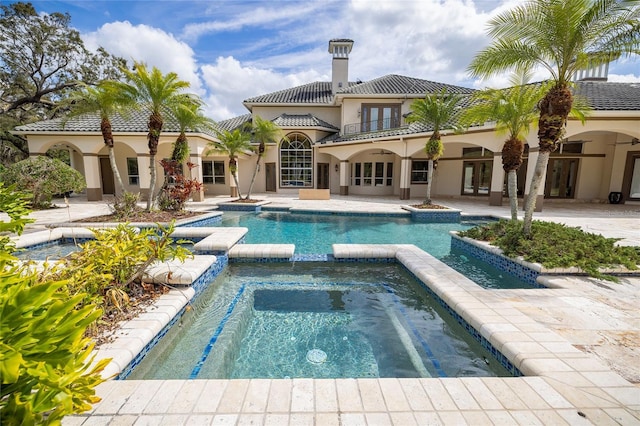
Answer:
82;154;102;201
489;152;505;206
339;160;349;195
399;157;411;200
136;155;151;201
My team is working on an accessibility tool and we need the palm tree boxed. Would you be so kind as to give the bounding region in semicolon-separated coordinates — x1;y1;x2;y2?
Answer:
205;129;253;199
460;71;547;220
62;83;134;195
245;115;284;200
169;101;215;164
468;0;640;235
406;89;464;204
106;62;194;211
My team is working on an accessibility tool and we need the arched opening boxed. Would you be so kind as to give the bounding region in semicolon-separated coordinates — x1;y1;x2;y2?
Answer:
280;133;312;188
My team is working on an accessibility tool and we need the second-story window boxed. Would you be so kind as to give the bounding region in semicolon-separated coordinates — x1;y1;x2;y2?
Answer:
361;104;401;132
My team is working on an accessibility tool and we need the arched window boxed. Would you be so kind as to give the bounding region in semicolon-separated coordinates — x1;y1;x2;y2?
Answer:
280;133;313;187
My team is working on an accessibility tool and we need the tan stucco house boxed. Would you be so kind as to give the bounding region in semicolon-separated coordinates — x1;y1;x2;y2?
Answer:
14;39;640;209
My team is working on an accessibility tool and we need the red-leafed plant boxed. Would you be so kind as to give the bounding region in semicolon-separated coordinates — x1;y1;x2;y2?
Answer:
157;160;203;211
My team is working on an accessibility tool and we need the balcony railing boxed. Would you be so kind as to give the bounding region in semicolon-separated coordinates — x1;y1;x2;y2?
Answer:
343;118;403;135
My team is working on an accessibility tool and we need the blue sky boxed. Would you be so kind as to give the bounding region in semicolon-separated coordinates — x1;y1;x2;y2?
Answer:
15;0;640;121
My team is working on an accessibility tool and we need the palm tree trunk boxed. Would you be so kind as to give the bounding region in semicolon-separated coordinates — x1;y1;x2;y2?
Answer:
523;151;550;235
229;157;242;199
507;169;518;221
101;117;125;194
108;147;126;194
425;159;434;204
147;154;157;211
147;112;163;211
246;155;261;200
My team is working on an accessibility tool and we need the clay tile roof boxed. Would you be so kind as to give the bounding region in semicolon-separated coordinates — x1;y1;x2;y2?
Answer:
574;81;640;110
272;113;338;130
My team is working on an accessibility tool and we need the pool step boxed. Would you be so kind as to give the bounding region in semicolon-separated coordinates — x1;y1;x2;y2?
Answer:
228;244;295;259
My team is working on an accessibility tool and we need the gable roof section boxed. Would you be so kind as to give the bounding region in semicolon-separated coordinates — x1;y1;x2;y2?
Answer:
574;81;640;111
272;113;338;131
243;82;338;105
217;113;251;132
339;74;476;96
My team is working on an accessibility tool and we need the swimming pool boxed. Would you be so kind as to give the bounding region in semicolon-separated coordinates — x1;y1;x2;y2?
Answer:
216;211;529;290
126;263;510;380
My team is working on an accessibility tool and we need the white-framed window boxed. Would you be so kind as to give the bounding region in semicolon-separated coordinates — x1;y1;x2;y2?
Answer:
351;162;393;186
127;158;139;185
280;133;312;187
202;160;225;184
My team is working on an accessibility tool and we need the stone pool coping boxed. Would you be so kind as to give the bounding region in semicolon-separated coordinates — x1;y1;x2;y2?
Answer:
69;243;640;424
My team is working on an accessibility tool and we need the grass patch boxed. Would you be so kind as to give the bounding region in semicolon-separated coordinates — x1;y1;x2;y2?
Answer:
459;220;640;281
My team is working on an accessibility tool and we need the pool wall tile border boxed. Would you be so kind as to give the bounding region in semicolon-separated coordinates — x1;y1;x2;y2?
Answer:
450;234;543;287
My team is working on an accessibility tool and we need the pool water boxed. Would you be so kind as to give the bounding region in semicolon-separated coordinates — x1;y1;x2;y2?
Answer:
217;211;528;289
127;263;510;380
15;241;81;260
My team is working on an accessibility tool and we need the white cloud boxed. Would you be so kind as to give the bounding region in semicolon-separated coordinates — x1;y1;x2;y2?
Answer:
83;21;204;95
200;56;325;121
609;74;640;83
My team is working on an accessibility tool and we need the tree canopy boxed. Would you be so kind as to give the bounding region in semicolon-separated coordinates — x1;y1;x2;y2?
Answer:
0;2;125;165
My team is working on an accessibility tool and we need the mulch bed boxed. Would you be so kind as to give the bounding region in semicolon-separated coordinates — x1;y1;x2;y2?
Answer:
74;209;202;223
88;282;171;346
409;203;450;210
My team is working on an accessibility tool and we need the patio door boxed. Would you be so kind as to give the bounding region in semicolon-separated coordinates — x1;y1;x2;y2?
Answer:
621;151;640;202
545;158;578;198
317;163;329;189
265;163;276;192
462;161;492;196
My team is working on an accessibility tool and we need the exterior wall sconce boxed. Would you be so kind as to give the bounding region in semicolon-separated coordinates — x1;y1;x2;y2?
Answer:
335;164;339;172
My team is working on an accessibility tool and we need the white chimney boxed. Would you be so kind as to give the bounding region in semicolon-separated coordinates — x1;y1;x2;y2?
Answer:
328;39;354;95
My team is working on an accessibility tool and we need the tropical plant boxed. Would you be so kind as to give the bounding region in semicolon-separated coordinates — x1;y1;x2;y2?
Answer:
105;62;194;211
406;89;464;204
169;101;216;163
245;116;285;200
0;183;33;261
205;128;253;199
460;71;547;220
62;83;135;194
0;184;107;423
468;0;640;235
157;160;203;211
40;222;193;315
1;156;86;208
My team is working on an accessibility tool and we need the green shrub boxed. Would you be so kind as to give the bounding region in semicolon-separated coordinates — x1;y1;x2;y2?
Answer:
1;156;86;208
42;222;193;315
109;191;141;220
0;184;107;423
459;220;640;281
0;268;109;424
0;183;34;257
